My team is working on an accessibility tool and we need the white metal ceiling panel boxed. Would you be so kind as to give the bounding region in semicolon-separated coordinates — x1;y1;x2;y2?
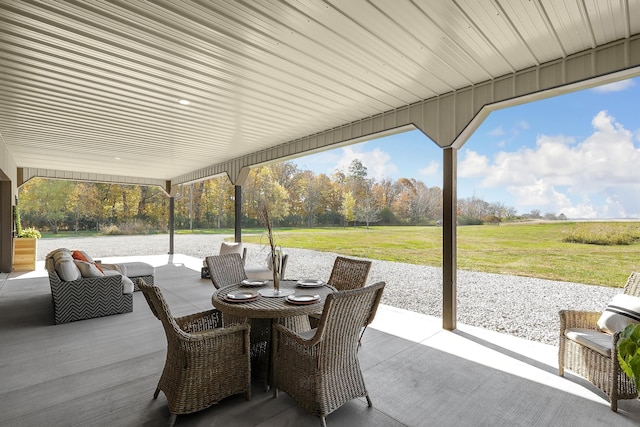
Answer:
0;0;638;185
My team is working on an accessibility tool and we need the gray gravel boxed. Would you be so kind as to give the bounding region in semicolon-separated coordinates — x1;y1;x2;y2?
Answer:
37;234;619;346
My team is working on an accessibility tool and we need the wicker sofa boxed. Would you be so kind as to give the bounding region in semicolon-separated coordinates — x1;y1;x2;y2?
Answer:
45;248;154;324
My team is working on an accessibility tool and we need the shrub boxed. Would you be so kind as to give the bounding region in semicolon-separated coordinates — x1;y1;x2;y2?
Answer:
19;227;41;239
562;223;640;245
99;224;121;235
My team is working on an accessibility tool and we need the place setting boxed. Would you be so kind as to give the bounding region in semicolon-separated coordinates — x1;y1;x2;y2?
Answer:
296;279;324;288
240;279;267;287
285;293;321;305
222;289;260;303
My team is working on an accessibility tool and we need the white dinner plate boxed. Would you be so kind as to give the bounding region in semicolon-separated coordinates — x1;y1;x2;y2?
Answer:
296;279;324;288
226;290;259;300
241;279;267;287
286;294;320;305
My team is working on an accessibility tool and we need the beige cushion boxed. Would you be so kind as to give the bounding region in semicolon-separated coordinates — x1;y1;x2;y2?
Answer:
55;259;82;281
220;242;243;256
100;263;125;274
53;250;73;264
597;294;640;334
73;260;104;278
46;248;70;260
121;276;134;294
565;328;612;357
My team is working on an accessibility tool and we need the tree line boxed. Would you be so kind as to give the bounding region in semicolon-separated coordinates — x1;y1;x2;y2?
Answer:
17;160;541;234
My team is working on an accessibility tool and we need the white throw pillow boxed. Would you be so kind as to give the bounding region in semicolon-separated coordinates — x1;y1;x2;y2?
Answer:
73;260;104;278
597;293;640;334
55;259;82;281
220;241;243;256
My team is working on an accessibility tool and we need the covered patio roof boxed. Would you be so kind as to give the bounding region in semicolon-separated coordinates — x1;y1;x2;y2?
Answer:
1;0;639;187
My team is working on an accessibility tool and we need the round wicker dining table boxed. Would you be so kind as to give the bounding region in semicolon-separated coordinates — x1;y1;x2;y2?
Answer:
211;280;335;319
211;280;335;389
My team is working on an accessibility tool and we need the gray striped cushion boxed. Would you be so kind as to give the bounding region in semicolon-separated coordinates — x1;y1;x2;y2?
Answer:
597;294;640;334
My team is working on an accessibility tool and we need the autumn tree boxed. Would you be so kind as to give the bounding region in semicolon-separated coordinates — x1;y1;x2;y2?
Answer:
19;178;74;233
341;191;356;226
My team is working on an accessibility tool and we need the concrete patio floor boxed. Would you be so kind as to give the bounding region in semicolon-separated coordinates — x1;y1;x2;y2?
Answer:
1;254;639;426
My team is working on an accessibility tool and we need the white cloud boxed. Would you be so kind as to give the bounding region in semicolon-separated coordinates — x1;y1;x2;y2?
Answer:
591;79;636;93
488;126;505;137
334;146;398;181
418;160;439;177
458;150;490;177
462;111;640;218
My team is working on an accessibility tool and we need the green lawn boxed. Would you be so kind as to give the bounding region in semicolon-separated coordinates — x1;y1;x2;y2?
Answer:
42;222;640;288
242;222;640;288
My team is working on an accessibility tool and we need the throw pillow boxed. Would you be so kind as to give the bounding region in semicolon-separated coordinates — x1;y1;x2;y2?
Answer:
220;242;243;256
73;260;104;278
596;293;640;334
71;250;103;273
55;259;82;281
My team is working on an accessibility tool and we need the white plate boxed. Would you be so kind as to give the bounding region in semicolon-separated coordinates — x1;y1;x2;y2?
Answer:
241;279;267;287
226;290;259;300
286;294;320;305
296;279;324;288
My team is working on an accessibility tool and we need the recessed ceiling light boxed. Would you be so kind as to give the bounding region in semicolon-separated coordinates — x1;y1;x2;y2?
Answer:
179;99;190;105
114;157;121;160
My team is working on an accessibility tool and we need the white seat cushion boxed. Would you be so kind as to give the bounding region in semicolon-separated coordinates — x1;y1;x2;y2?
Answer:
565;328;612;357
121;276;135;294
119;262;154;277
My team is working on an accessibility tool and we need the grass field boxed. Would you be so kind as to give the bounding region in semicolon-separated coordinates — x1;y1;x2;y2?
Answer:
242;222;640;288
41;222;640;288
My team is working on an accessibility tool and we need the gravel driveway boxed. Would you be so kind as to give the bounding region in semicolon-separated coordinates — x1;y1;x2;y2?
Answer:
38;234;620;346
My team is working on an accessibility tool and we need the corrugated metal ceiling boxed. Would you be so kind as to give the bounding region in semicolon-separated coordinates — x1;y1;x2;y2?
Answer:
1;0;639;185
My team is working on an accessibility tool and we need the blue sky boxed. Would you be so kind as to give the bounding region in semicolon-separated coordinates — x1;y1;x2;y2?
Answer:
292;76;640;219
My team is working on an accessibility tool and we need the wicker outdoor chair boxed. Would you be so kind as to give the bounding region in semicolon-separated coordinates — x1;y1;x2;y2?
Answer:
309;256;372;328
205;253;247;289
137;279;251;427
559;272;640;411
272;281;385;427
205;252;270;379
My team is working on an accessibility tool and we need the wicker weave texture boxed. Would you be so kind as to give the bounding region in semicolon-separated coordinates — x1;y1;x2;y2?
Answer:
327;256;372;291
47;259;132;324
205;253;247;289
137;279;250;426
559;272;640;411
272;281;385;426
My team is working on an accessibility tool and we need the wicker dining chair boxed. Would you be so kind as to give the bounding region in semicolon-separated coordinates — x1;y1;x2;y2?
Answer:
327;256;372;291
205;252;270;381
559;272;640;411
272;281;385;427
309;256;372;329
205;253;247;289
137;279;251;427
